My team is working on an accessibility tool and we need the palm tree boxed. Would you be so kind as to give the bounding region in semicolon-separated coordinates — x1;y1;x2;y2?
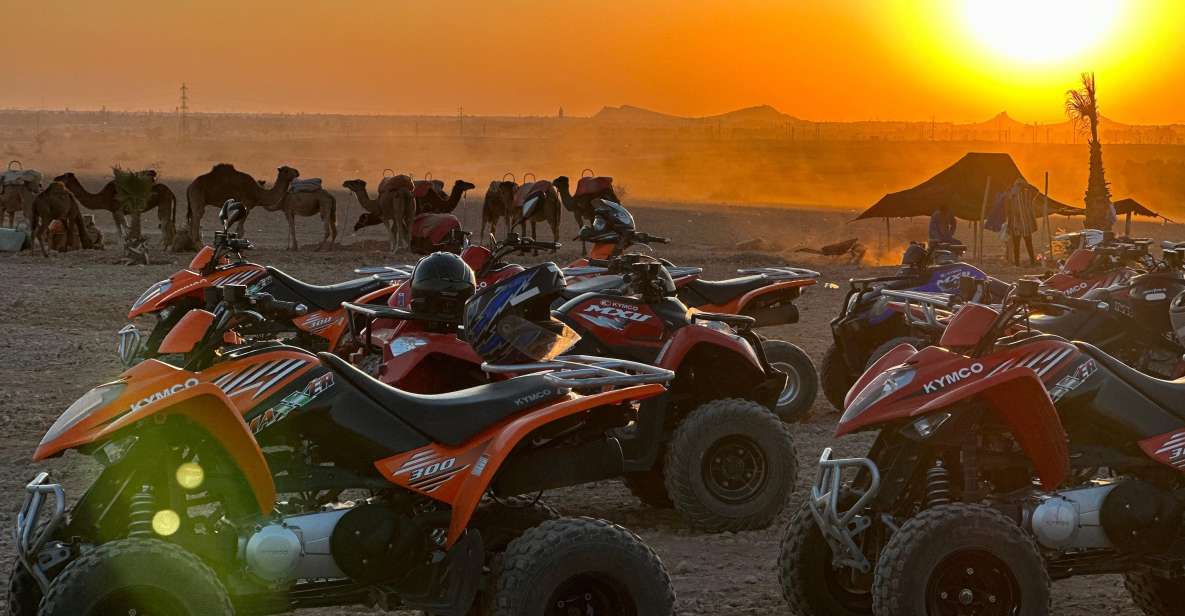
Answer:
1065;72;1112;230
113;166;154;263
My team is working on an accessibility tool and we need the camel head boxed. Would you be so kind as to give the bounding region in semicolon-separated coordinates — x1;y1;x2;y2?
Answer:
342;179;366;192
553;175;569;189
276;166;300;184
52;172;77;183
455;179;477;193
354;211;384;231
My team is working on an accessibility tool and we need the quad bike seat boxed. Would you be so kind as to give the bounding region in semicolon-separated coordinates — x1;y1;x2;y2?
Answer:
267;267;387;311
680;275;769;307
318;352;567;446
1077;342;1185;415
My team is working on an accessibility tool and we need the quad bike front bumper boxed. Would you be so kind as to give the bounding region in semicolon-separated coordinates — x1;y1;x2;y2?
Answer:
14;472;69;592
807;448;881;573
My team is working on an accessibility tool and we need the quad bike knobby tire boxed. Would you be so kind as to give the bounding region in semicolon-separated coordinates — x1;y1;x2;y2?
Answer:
864;336;928;370
778;495;873;615
762;339;818;422
872;504;1050;616
489;517;675;616
1124;570;1185;616
664;398;797;532
6;560;40;616
454;497;560;616
820;344;852;412
37;538;233;616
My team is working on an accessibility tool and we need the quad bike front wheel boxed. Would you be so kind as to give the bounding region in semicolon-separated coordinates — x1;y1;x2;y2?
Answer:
37;538;233;616
820;344;853;412
872;504;1050;616
489;517;674;616
762;339;818;422
778;496;873;615
6;560;40;616
1124;570;1185;616
664;398;797;532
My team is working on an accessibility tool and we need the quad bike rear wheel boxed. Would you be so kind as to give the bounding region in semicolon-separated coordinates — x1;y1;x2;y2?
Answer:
489;517;674;616
37;538;233;616
820;344;852;412
664;398;796;532
762;339;818;422
777;495;873;615
460;497;560;616
1124;570;1185;616
872;504;1050;616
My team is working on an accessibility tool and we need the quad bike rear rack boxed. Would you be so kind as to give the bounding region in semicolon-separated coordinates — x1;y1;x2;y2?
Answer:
14;472;67;592
880;289;958;332
483;355;675;389
736;266;820;282
354;265;415;282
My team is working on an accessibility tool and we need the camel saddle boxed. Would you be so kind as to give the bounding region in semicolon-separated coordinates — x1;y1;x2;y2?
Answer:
378;175;413;194
513;180;553;208
575;176;613;199
410;213;462;254
2;169;42;188
288;178;322;193
413;179;446;200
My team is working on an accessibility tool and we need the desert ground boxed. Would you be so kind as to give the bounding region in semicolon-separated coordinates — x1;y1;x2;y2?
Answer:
2;188;1181;615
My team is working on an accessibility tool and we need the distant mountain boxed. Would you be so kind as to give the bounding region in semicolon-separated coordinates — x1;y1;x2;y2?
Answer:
593;104;800;127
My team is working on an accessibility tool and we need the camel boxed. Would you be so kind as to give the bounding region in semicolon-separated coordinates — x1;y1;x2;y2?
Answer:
513;181;562;243
554;175;618;230
29;182;88;256
414;179;476;214
270;184;337;251
480;179;517;242
1;183;36;228
54;172;177;248
343;179;414;252
183;164;299;244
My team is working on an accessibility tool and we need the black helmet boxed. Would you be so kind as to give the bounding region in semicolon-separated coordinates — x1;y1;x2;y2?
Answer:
410;252;476;321
1171;289;1185;344
901;242;926;267
463;263;579;364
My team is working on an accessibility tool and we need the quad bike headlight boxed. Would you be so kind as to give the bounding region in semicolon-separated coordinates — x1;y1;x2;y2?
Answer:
840;366;915;424
131;278;172;311
41;382;126;447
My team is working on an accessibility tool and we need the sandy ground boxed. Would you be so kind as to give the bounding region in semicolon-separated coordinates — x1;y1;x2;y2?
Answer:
3;197;1179;615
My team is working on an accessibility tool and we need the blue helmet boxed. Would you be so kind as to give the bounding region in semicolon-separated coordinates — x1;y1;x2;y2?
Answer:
463;263;578;364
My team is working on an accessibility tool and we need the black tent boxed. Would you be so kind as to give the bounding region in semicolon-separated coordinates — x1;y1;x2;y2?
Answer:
856;152;1081;221
1112;198;1162;219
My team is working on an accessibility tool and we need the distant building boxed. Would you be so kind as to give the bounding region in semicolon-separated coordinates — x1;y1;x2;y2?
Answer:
558;106;564;119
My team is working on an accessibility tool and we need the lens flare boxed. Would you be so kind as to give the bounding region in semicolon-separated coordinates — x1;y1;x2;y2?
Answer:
175;462;205;490
152;509;181;537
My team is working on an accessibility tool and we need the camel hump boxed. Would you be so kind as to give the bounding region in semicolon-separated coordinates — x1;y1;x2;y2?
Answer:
575;176;613;198
289;178;323;193
378;174;413;194
211;163;237;173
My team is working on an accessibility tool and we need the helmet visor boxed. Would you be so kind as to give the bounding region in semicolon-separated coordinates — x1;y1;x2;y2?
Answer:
496;314;580;362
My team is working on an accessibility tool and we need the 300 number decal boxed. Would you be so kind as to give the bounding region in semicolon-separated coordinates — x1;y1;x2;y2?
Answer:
410;457;456;481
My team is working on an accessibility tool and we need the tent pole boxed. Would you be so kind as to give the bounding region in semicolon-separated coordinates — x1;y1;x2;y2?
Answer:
885;217;890;255
978;176;992;264
1125;212;1132;237
1043;172;1051;262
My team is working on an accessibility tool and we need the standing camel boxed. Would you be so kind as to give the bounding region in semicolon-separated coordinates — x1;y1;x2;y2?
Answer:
29;182;88;256
183;164;299;244
270;183;337;251
513;180;562;242
54;172;177;248
480;179;517;242
343;179;414;252
554;175;617;230
1;183;36;228
415;179;476;214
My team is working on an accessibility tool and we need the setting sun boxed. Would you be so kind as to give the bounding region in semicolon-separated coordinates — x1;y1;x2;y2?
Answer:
961;0;1120;64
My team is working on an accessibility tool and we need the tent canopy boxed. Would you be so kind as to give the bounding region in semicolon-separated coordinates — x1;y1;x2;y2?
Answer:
856;152;1080;221
1111;198;1161;219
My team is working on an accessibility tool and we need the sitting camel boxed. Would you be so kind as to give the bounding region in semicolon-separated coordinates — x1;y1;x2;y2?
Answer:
29;182;89;256
54;171;177;248
270;180;337;251
513;180;562;243
343;178;414;252
183;164;299;246
480;179;517;242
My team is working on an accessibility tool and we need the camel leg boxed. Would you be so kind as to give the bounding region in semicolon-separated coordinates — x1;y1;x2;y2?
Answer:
319;208;333;251
287;210;298;251
190;204;205;245
112;209;127;241
36;223;48;257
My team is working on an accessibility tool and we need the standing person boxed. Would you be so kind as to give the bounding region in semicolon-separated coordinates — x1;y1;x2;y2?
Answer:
1006;179;1038;266
928;203;958;245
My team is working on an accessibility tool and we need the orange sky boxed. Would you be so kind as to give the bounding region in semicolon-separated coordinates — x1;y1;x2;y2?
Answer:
3;0;1183;123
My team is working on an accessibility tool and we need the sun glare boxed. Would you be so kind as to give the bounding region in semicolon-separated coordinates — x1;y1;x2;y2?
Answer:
961;0;1119;65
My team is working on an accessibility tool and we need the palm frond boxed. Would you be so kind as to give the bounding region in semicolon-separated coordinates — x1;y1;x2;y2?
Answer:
112;166;154;214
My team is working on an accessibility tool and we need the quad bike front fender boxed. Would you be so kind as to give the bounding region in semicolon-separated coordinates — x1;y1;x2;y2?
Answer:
912;366;1069;490
375;384;667;547
35;381;275;514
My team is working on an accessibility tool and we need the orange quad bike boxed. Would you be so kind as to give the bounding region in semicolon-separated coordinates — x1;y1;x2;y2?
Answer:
118;200;403;367
13;284;677;616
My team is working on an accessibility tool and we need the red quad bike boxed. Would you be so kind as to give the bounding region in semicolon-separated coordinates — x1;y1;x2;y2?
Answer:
778;278;1185;616
1043;230;1150;296
11;283;677;616
120;200;399;367
346;256;798;532
563;200;822;419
